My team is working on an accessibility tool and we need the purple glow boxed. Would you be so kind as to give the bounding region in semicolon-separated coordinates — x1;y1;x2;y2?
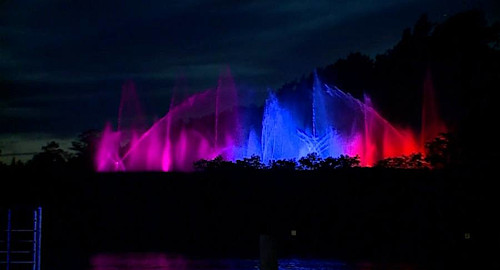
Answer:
96;68;240;172
90;253;187;270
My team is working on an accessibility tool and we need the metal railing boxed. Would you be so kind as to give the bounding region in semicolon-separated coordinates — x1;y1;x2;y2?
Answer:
0;207;42;270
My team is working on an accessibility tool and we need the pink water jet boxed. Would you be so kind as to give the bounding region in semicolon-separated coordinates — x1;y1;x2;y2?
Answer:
348;94;421;166
96;68;240;172
421;69;447;146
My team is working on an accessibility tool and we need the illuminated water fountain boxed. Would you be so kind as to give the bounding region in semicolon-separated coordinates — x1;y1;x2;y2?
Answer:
96;69;445;171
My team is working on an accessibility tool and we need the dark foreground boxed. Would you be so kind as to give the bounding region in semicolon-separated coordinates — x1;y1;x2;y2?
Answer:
1;168;497;269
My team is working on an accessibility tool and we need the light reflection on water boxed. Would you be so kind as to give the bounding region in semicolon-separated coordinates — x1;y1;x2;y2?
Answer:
90;253;416;270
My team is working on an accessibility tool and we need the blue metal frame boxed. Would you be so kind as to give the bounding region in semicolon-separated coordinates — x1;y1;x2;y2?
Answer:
6;209;11;270
1;207;42;270
36;207;42;270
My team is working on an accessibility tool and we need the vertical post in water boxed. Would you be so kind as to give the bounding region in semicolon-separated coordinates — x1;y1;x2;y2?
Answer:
6;209;11;270
36;207;42;270
260;234;277;270
33;209;38;270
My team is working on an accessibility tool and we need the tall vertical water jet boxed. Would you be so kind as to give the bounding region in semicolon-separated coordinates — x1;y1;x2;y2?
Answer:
296;72;342;158
212;67;241;161
246;128;261;158
261;92;299;163
362;95;377;166
421;69;447;148
95;123;124;171
118;81;146;132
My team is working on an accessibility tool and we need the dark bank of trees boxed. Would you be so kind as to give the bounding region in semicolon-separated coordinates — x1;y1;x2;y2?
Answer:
375;133;460;169
0;129;101;172
192;132;457;171
194;153;361;172
0;132;455;172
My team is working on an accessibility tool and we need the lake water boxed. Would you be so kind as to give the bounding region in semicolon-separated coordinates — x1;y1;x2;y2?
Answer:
90;253;417;270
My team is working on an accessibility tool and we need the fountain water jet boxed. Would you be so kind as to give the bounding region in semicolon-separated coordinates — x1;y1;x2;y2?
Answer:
421;69;447;146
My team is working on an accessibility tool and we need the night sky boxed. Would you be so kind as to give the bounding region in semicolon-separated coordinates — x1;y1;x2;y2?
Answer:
1;0;498;160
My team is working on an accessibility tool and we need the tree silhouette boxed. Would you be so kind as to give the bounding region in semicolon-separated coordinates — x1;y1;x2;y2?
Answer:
193;155;235;171
235;155;266;170
298;153;322;170
0;149;6;170
375;153;430;169
334;155;361;169
373;133;459;169
425;132;460;168
69;129;101;170
269;159;297;171
29;141;71;170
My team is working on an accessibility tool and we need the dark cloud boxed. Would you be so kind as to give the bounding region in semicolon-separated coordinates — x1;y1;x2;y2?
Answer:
1;0;498;154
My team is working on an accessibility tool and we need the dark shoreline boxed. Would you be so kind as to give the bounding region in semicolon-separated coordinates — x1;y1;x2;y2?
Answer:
1;168;496;269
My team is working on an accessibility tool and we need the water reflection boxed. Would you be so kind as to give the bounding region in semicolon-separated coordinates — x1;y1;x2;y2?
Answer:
90;253;416;270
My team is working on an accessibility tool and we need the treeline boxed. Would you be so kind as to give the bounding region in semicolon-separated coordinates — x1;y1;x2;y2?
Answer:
0;132;456;172
194;153;360;171
0;130;99;172
194;133;455;171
